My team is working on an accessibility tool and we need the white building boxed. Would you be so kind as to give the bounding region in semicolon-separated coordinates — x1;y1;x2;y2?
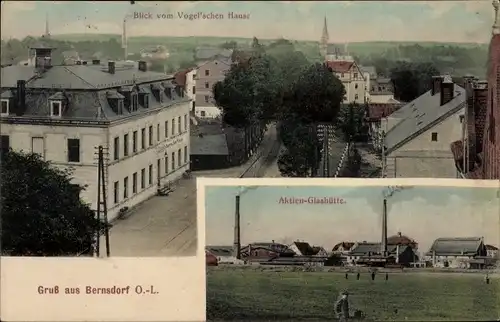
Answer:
425;237;488;269
326;60;367;104
0;45;191;221
205;246;243;264
382;75;465;178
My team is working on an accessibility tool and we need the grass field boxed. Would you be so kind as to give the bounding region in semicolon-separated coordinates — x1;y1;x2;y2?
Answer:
207;269;499;321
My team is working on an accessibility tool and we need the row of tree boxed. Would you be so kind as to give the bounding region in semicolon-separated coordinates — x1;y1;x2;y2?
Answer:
213;38;366;177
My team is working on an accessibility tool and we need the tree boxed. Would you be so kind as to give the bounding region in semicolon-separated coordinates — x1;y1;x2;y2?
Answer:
1;151;100;256
220;40;237;50
336;103;369;142
390;61;440;102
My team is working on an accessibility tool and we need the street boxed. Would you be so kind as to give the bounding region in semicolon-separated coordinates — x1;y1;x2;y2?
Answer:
99;124;280;257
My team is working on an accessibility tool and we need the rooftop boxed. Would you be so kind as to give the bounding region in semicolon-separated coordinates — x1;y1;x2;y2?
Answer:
426;237;484;256
385;83;465;153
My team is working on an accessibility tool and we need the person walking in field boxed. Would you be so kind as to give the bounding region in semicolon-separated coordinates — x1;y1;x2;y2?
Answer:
335;290;350;321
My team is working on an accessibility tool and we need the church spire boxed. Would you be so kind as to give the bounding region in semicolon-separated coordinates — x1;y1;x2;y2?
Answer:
493;0;499;35
44;13;50;38
320;16;329;59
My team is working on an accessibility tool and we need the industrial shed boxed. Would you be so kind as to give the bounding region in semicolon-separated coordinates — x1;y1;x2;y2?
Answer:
190;133;230;170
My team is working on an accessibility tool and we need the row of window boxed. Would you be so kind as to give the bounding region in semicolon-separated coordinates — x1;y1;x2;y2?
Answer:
0;134;81;162
0;100;63;117
113;146;189;204
113;114;189;161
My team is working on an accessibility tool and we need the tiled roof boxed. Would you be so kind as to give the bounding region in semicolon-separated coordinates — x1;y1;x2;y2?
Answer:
385;84;465;153
206;246;234;257
190;133;229;155
173;68;193;87
292;241;316;256
426;237;484;256
486;244;499;250
387;234;417;247
367;103;402;121
325;61;354;73
0;64;173;90
349;242;410;256
332;242;355;252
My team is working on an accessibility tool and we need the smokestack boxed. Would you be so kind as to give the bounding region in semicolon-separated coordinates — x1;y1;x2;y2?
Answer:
108;61;115;74
234;195;241;259
381;198;388;256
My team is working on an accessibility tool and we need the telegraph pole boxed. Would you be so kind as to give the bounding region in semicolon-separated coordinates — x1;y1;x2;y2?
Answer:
95;145;111;257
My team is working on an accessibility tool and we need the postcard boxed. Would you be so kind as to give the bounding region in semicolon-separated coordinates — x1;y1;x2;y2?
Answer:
200;178;500;321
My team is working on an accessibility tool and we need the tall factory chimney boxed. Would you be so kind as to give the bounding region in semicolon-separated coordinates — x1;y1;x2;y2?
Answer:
122;18;128;60
381;198;388;256
234;195;241;259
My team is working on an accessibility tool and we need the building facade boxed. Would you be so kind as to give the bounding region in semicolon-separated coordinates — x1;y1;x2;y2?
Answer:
383;76;466;178
193;59;231;119
326;60;367;104
0;46;190;221
425;237;488;269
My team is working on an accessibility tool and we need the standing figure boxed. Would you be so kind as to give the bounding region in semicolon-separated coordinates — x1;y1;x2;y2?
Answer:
371;271;376;281
356;272;360;280
385;272;389;281
345;272;349;279
485;273;490;284
335;290;350;322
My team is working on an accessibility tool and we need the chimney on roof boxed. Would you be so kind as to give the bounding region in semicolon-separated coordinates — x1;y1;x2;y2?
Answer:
16;80;26;116
138;60;147;72
108;61;115;74
32;45;53;70
92;59;101;65
431;76;443;95
462;75;475;89
440;75;454;106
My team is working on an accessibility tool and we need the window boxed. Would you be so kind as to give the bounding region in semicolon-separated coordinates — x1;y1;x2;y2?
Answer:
341;73;344;78
0;135;10;155
113;181;119;204
204;81;209;89
51;101;62;117
132;131;137;153
355;94;359;100
459;115;465;123
172;118;175;136
149;125;153;146
177;148;181;167
141;168;145;189
378;86;382;91
200;111;206;117
184;114;188;131
123;133;129;157
178;116;182;133
157;124;160;142
132;172;137;194
143;95;149;108
192;101;196;112
165;156;169;174
204;95;209;103
354;72;358;79
32;137;44;158
113;136;120;160
205;69;210;76
192;86;196;95
184;146;188;164
141;128;146;149
1;100;9;115
123;176;128;199
355;83;358;89
171;152;175;170
148;164;153;185
67;138;80;162
165;121;169;138
431;132;438;142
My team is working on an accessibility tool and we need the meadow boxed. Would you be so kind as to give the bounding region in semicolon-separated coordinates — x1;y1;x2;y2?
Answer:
206;269;499;321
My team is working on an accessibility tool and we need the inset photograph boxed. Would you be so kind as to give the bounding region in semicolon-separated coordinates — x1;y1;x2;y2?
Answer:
203;180;500;321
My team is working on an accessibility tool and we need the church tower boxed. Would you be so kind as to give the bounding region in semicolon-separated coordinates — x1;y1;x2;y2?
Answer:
320;16;329;60
44;13;51;39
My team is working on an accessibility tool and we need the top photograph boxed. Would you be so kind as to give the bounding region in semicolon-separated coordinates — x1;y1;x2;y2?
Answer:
1;1;499;257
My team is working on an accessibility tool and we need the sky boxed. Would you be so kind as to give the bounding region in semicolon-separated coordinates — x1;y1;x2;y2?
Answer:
0;1;497;43
204;184;500;254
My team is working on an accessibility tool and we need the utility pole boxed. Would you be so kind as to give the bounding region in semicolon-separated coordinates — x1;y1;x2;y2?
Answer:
95;145;111;257
381;130;386;178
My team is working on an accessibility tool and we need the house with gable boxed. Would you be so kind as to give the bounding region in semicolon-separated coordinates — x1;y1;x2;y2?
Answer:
450;2;500;180
326;60;367;104
382;75;466;178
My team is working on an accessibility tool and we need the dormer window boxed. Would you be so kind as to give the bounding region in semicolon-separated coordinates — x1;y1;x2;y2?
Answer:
150;83;164;103
131;93;139;111
106;90;125;115
51;101;62;117
119;86;134;112
1;99;9;116
48;92;66;118
138;87;149;108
